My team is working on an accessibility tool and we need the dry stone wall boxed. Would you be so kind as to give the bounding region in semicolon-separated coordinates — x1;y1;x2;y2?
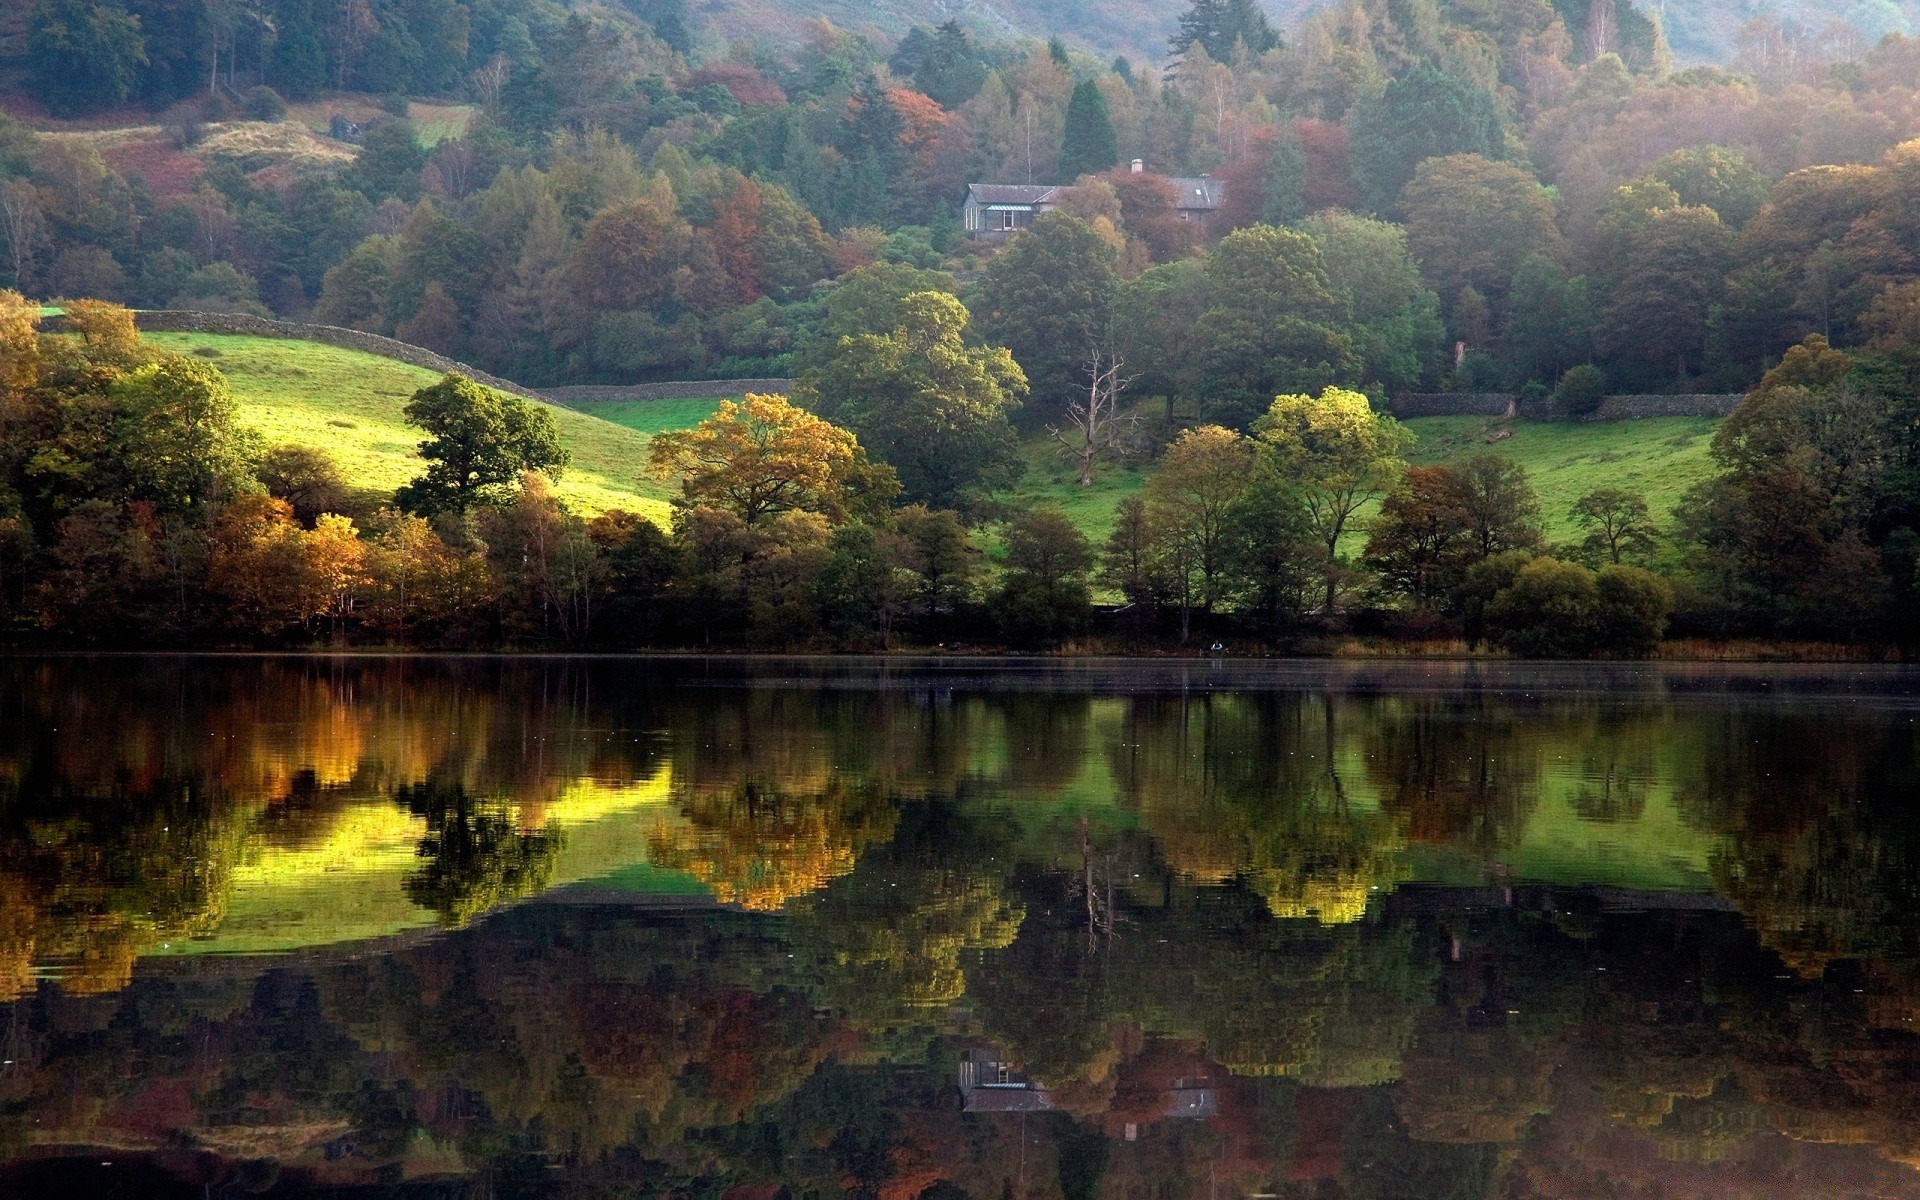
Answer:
125;310;545;400
541;380;795;405
1391;394;1518;418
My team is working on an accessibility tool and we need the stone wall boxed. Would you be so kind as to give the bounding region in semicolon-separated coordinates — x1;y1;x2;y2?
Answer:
541;380;795;405
125;310;545;400
1391;393;1518;418
1590;394;1743;420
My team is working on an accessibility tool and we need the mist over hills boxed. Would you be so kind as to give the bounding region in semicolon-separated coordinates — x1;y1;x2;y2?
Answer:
685;0;1917;66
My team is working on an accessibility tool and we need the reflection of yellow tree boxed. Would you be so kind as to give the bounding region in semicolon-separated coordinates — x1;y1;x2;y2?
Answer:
648;778;897;911
1246;793;1409;924
795;858;1024;1013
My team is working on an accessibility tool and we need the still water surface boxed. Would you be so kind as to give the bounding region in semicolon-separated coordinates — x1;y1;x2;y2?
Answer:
4;656;1920;1197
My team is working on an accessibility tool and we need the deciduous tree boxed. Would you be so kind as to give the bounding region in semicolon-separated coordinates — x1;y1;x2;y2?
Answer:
648;392;873;526
396;374;568;515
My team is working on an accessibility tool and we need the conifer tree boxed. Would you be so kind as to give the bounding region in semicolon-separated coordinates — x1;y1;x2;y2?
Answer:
1058;78;1119;181
1170;0;1279;64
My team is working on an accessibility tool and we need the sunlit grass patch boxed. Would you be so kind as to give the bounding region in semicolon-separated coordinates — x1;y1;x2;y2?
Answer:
145;333;673;521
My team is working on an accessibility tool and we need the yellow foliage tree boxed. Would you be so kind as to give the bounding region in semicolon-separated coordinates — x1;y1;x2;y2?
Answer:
648;392;872;525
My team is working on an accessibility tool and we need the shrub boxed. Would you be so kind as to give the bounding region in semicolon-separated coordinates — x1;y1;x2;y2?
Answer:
1552;364;1607;417
1595;564;1674;657
244;86;288;121
1486;557;1599;657
380;93;412;118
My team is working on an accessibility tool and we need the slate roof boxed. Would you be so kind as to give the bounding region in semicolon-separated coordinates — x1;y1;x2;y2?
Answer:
966;184;1065;206
1167;177;1225;211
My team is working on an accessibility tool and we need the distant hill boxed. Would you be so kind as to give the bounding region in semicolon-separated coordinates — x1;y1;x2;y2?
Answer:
691;0;1915;66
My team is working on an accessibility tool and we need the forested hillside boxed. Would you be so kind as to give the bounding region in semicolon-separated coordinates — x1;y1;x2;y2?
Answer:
5;0;1920;654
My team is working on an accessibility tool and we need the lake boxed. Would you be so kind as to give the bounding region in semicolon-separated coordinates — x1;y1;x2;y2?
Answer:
4;656;1920;1197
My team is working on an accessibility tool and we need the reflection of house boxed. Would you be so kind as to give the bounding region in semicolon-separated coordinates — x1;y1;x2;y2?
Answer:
963;162;1224;240
958;1049;1055;1112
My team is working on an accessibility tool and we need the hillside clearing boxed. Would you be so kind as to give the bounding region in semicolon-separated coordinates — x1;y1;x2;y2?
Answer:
146;333;673;522
1402;415;1723;543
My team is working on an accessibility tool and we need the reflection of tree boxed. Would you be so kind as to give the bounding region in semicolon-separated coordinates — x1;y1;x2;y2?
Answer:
792;804;1024;1017
1245;788;1409;924
400;779;560;928
0;773;248;999
649;777;897;911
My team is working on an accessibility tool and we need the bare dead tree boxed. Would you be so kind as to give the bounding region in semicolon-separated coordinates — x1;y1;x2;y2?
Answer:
0;180;46;291
471;54;512;115
1050;351;1139;486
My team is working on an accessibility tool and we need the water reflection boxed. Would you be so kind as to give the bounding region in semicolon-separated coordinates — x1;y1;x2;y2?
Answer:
2;657;1920;1196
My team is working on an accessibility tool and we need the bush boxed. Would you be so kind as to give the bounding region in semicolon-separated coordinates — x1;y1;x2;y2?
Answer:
1552;364;1607;417
1486;557;1599;657
1595;564;1673;657
161;99;207;149
244;86;288;121
381;93;412;118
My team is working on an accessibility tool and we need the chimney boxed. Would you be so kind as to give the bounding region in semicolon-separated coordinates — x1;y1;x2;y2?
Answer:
1130;159;1144;174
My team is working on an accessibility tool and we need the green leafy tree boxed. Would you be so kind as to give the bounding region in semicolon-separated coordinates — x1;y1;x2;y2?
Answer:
1504;254;1596;384
1145;425;1252;640
1262;128;1309;225
1111;258;1209;418
1648;145;1768;229
796;260;956;374
1571;488;1659;565
798;291;1026;506
1598;205;1735;383
1401;155;1564;316
1196;225;1357;427
991;508;1093;646
28;0;148;116
1553;363;1608;416
1300;211;1445;393
1349;66;1503;215
395;375;568;515
975;213;1117;425
1255;387;1414;613
1059;79;1119;181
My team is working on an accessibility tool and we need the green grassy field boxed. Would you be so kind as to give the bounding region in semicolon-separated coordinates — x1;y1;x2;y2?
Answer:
578;397;725;436
1402;414;1722;542
148;334;675;522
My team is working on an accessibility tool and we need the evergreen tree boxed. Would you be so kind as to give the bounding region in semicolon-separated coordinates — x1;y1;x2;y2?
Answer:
270;0;327;99
1058;79;1119;181
1169;0;1279;63
1349;65;1503;215
28;0;148;116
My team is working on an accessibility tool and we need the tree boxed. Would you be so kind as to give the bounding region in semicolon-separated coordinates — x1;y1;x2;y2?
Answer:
29;0;149;115
257;444;350;526
1196;224;1356;427
1649;145;1768;228
1553;363;1608;416
1598;206;1735;383
892;21;988;109
797;260;957;374
1486;557;1600;657
1454;454;1544;559
1051;352;1138;486
1300;211;1446;394
648;393;873;527
1571;488;1659;565
1058;79;1119;181
1262;129;1308;225
1224;468;1315;633
799;291;1025;507
1363;466;1475;609
395;375;568;515
1349;66;1504;215
974;213;1117;425
992;508;1093;646
1504;254;1595;384
1169;0;1279;63
1594;564;1673;657
1102;495;1163;613
1111;259;1208;417
1145;425;1252;640
895;505;976;619
1401;155;1564;316
1255;387;1414;613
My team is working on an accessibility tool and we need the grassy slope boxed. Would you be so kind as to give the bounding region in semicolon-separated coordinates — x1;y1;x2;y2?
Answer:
148;333;675;521
1402;414;1722;543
